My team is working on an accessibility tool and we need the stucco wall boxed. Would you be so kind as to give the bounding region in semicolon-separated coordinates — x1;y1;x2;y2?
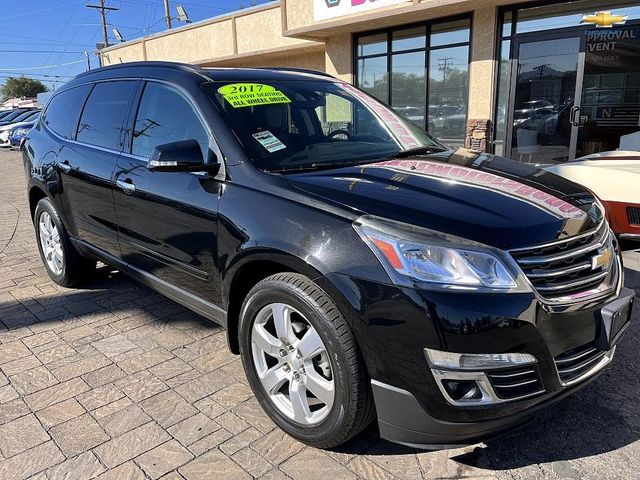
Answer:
102;42;145;65
235;8;305;53
467;6;498;121
205;49;325;71
144;20;235;63
102;3;319;67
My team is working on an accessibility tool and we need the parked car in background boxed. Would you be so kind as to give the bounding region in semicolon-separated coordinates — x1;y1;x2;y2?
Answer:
8;115;40;148
0;111;41;147
23;62;634;449
0;108;36;126
0;110;18;121
546;150;640;242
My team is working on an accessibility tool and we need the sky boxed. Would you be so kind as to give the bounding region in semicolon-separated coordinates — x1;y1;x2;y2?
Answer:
0;0;272;92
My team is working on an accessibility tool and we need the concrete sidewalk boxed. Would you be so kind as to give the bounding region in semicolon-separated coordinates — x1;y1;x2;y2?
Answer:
0;148;639;479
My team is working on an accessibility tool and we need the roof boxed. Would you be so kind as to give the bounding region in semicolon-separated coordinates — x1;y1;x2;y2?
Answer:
70;61;335;84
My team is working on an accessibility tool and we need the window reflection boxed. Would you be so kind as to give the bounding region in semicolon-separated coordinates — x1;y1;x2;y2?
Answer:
132;82;209;160
357;33;387;56
76;81;137;151
429;46;469;144
355;18;470;146
357;57;389;103
392;27;426;51
391;51;426;128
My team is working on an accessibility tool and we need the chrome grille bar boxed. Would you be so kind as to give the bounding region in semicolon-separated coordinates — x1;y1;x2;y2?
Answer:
509;220;615;302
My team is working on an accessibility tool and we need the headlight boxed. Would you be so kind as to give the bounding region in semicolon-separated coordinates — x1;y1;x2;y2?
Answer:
353;215;530;292
12;128;29;136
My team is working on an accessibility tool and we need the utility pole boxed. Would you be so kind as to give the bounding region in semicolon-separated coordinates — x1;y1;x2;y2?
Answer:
87;0;119;48
164;0;172;29
84;50;91;70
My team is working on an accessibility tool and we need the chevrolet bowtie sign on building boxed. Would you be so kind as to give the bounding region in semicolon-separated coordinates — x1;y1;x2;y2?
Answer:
314;0;410;21
581;11;628;27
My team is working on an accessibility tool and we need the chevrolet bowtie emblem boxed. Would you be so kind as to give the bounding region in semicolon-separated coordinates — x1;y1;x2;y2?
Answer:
591;247;613;271
581;11;628;28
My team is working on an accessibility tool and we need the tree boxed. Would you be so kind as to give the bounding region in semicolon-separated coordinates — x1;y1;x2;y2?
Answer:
0;76;48;101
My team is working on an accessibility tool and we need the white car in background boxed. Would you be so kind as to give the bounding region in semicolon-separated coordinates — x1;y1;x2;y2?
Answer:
546;151;640;242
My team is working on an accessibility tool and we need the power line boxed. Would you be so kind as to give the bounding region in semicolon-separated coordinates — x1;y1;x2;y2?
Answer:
0;1;84;23
87;1;119;48
0;41;92;47
0;50;87;54
0;59;88;71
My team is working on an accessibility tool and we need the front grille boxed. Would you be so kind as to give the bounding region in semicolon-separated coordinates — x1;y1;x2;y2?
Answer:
509;221;614;301
486;366;545;400
628;207;640;226
554;342;608;385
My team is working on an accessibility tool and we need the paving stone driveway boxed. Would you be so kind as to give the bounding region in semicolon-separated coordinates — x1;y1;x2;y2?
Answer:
0;148;639;480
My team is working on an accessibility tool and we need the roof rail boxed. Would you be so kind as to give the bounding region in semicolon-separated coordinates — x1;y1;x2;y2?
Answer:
255;67;337;79
73;61;204;80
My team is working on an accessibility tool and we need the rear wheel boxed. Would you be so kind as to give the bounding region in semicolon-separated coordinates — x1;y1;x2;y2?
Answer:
34;197;95;287
239;272;375;448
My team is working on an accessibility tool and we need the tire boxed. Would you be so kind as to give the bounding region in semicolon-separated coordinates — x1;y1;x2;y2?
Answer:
34;197;95;287
239;272;375;449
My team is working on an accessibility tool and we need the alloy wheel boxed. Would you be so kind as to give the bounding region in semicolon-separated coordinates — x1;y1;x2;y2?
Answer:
251;302;335;425
38;211;64;276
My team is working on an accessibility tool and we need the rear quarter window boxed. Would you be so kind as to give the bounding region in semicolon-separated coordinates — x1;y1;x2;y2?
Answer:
76;81;138;151
43;85;91;139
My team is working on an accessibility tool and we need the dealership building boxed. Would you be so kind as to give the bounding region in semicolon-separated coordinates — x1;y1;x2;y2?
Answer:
101;0;640;162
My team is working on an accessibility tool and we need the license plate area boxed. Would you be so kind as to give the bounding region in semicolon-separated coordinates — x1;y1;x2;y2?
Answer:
596;288;635;350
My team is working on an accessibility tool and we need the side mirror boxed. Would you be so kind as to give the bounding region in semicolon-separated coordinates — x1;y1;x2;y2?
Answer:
148;140;219;174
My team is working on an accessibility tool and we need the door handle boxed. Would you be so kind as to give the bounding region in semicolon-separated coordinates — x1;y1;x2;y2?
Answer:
58;160;72;174
569;106;580;126
116;178;136;194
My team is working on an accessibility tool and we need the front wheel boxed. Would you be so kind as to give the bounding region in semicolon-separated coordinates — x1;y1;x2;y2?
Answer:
239;273;374;448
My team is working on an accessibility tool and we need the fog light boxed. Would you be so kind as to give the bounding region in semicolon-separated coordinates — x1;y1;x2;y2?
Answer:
424;348;536;370
442;380;482;401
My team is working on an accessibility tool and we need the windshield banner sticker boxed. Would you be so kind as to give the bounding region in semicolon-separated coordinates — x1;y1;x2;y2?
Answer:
218;83;291;108
252;130;287;153
339;82;422;150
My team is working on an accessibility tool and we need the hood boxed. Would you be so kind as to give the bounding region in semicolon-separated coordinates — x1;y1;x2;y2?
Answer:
285;149;602;250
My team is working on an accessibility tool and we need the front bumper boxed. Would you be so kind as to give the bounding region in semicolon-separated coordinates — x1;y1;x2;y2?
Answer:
370;287;634;448
321;271;634;448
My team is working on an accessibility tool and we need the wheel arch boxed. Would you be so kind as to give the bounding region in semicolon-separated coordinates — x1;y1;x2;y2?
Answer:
28;184;48;221
223;251;340;354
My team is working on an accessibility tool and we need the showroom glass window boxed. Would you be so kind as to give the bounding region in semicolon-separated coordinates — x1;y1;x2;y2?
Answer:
355;18;470;146
494;0;640;159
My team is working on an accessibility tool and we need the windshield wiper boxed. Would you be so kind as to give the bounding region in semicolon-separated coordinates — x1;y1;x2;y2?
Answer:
385;145;447;159
268;159;378;174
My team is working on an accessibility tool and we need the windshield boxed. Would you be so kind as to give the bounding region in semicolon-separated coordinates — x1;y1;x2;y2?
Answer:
1;110;27;123
204;79;443;172
11;110;38;123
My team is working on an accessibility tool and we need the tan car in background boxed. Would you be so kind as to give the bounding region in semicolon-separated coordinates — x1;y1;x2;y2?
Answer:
546;151;640;243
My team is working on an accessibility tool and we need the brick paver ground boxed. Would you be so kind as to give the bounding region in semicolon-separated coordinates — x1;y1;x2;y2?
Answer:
1;148;639;479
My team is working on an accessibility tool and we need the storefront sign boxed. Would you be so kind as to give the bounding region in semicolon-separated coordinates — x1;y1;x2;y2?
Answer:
313;0;410;21
580;11;627;28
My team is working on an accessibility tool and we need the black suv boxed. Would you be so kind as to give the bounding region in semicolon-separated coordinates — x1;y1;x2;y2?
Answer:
23;62;634;449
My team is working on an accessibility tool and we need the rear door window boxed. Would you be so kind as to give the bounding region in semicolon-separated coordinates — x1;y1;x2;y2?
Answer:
77;81;138;150
131;82;210;160
43;85;91;139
